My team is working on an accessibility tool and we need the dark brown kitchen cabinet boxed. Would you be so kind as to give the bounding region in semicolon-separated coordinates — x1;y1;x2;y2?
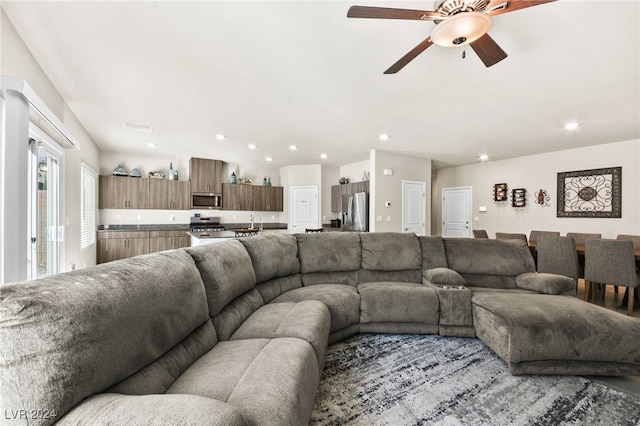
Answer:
331;181;369;212
149;179;190;210
148;230;190;252
189;158;223;194
99;176;149;209
331;185;342;212
253;186;283;211
97;231;150;264
222;183;254;210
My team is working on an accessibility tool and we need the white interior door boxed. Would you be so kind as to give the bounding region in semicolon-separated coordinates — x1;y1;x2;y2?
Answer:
442;186;472;238
402;180;426;235
290;186;318;233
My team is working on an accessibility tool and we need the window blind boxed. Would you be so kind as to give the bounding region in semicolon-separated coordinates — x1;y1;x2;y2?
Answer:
81;163;97;250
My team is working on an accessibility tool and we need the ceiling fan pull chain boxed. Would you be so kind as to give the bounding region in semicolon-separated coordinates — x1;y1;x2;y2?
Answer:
462;50;466;59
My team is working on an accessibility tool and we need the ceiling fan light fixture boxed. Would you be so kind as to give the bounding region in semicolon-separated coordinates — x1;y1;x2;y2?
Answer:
431;12;491;47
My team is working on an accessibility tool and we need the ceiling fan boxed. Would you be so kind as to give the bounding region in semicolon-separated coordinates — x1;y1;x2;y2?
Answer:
347;0;556;73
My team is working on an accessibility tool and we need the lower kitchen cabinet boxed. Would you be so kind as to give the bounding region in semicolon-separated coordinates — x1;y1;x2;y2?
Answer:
97;231;150;264
97;229;190;263
149;230;191;252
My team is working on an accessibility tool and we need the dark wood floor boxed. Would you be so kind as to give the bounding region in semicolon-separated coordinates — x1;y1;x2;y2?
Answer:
573;279;640;398
575;279;640;318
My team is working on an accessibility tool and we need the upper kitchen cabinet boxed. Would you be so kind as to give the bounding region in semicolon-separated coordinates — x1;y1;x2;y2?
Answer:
254;186;283;211
222;183;254;210
99;176;149;209
149;179;190;210
190;158;223;194
331;181;369;212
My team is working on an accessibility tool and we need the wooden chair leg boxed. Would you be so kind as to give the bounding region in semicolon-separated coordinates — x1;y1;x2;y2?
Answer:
628;288;635;316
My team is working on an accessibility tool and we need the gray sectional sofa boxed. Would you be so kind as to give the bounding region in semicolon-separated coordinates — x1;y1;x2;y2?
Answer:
2;232;639;426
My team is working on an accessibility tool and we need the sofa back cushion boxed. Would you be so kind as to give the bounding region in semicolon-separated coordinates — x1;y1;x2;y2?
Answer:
443;238;536;288
359;233;422;283
297;233;362;286
188;239;257;316
419;236;449;270
0;250;210;426
240;234;302;302
239;234;300;283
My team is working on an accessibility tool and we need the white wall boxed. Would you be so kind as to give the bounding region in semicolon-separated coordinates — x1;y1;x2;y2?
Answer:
433;139;640;239
370;150;432;233
1;10;101;280
339;159;370;184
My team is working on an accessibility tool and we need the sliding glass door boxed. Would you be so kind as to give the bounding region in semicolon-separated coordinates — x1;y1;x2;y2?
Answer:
28;130;63;279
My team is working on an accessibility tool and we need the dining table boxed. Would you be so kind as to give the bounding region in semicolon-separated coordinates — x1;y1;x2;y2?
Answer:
528;242;640;260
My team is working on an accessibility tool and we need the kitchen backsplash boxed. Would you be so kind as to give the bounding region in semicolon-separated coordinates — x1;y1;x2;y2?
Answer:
99;209;284;227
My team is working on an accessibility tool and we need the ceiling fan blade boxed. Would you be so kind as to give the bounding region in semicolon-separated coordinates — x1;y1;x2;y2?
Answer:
485;0;557;17
347;6;441;21
384;37;434;74
470;33;508;67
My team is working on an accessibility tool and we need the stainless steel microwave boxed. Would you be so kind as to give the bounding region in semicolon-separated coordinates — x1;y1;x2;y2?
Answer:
191;193;222;209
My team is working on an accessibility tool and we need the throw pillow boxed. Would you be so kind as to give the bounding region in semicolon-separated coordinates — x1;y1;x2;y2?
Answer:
424;267;466;286
516;272;575;295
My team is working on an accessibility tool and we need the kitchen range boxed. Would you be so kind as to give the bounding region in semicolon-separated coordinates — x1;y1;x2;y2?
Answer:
189;216;235;246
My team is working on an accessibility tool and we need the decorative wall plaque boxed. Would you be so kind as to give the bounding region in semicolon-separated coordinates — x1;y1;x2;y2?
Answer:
511;188;526;208
493;183;508;202
557;167;621;218
534;189;551;207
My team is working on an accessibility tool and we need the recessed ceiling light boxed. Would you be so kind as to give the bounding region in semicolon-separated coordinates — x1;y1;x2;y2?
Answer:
379;133;390;141
215;134;226;140
265;157;272;162
248;144;257;149
146;142;156;148
320;153;328;159
479;154;489;161
564;122;579;131
289;145;297;151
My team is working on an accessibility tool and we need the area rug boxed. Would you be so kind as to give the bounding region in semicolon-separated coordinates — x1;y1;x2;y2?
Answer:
310;334;640;425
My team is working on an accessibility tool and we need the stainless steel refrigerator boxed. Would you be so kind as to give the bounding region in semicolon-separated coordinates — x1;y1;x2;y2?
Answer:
341;192;369;232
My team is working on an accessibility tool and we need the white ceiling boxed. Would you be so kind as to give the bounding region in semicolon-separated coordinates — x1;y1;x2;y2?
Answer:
3;1;639;169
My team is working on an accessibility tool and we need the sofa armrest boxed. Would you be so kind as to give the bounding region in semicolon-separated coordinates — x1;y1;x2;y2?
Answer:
422;267;466;286
57;393;243;426
515;272;576;296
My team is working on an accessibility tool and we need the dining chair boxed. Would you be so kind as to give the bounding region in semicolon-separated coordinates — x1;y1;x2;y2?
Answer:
536;236;579;285
528;230;560;267
617;234;640;249
584;239;639;316
472;229;489;239
567;232;602;280
529;230;560;244
495;232;528;243
566;232;602;246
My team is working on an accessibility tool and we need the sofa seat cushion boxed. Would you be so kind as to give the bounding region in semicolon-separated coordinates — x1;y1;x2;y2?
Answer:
358;282;439;324
230;301;331;368
167;337;319;426
472;292;640;375
272;285;360;333
59;393;243;426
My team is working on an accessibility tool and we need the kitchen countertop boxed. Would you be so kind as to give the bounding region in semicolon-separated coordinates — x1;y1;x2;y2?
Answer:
98;223;288;231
